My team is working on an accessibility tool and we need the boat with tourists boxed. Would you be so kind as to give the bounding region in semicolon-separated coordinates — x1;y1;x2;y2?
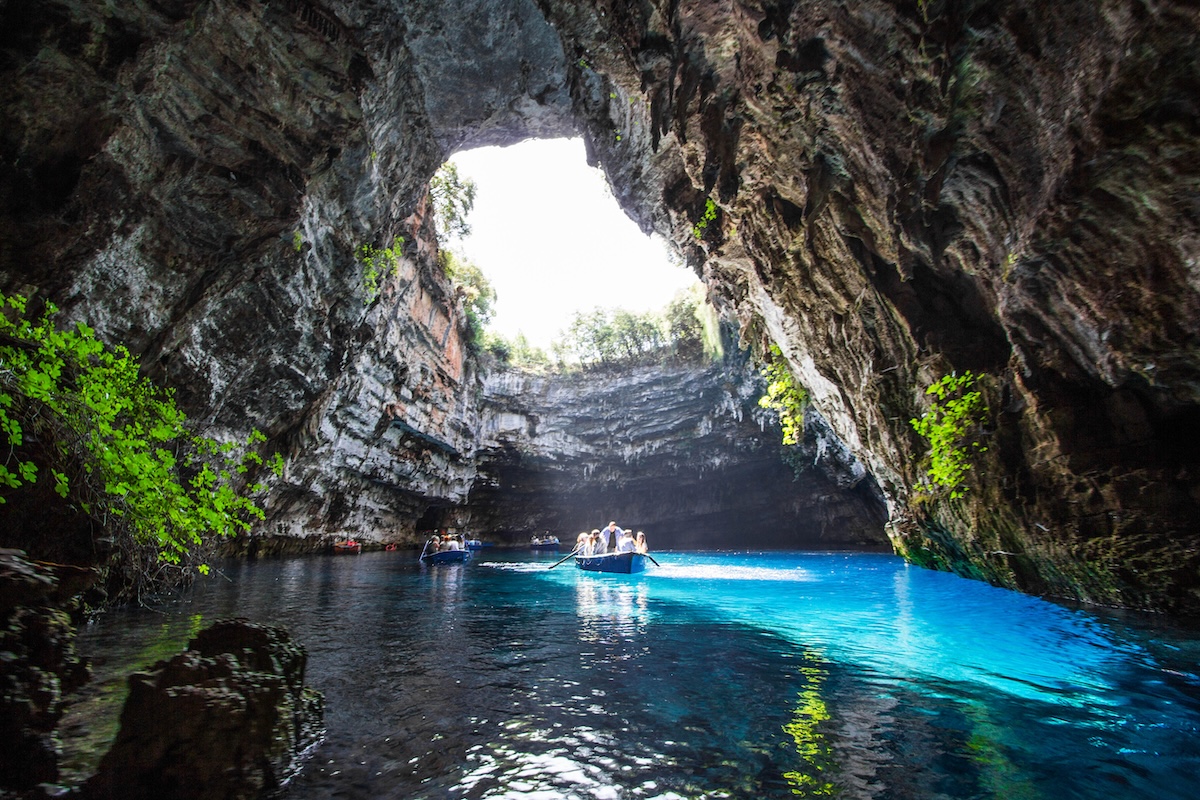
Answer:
420;548;470;564
332;539;362;554
530;534;561;550
575;551;648;574
465;538;490;551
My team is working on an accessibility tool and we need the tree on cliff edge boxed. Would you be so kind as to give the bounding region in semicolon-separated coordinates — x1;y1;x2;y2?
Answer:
0;293;279;602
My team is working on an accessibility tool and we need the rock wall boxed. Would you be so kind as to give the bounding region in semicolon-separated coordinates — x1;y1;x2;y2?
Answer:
0;551;92;793
544;0;1200;612
2;0;1198;611
464;357;888;549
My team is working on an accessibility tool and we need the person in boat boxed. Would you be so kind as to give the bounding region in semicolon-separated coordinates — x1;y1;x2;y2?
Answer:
599;521;623;554
576;531;591;555
428;535;441;553
594;526;609;554
615;528;636;553
635;531;648;554
444;535;460;551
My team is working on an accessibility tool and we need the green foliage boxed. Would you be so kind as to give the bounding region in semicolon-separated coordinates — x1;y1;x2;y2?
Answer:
909;371;990;499
540;286;720;371
508;332;550;369
665;284;723;362
0;292;273;570
357;240;403;304
440;250;496;350
559;307;664;367
692;198;718;241
482;331;551;370
292;230;303;253
758;344;808;445
480;331;512;363
430;162;478;243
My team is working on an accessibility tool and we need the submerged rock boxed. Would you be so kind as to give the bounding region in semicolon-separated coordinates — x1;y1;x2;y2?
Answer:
82;619;324;800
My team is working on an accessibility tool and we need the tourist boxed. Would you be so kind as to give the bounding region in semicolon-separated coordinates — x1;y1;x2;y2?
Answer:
591;528;604;554
599;521;622;554
576;531;591;555
444;535;460;551
428;535;441;553
615;528;636;553
635;531;648;554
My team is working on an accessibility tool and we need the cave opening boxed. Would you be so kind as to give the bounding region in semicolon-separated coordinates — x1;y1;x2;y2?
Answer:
426;140;889;552
438;136;701;356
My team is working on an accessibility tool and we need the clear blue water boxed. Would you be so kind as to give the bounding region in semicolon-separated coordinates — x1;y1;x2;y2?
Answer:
65;550;1200;799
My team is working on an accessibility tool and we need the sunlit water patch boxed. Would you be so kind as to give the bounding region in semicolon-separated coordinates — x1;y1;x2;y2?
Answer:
544;552;1136;706
62;550;1200;799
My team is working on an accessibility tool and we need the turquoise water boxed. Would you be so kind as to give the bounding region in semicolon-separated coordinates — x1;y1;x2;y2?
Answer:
68;550;1200;799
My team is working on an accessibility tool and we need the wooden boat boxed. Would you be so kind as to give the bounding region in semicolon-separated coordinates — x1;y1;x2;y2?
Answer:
332;539;362;554
420;548;470;565
575;551;647;574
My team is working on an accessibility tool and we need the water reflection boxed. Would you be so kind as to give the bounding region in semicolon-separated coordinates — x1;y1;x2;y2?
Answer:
424;561;467;605
574;577;650;644
782;653;836;797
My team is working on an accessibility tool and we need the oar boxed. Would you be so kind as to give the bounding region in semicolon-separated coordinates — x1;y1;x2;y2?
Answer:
418;538;429;562
644;553;661;567
548;545;583;569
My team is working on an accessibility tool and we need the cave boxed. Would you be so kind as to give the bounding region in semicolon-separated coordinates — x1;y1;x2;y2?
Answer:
2;0;1199;613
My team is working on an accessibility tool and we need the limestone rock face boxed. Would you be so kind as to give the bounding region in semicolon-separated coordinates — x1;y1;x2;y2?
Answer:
467;359;888;549
2;0;1199;611
545;0;1200;611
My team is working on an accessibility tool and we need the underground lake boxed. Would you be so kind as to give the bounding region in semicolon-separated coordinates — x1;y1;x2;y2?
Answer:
62;549;1200;800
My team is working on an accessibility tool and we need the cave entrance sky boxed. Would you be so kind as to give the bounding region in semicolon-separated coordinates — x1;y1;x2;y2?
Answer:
445;137;700;350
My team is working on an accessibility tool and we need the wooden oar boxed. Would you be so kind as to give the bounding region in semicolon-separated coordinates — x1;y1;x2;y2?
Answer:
644;553;661;567
548;545;583;569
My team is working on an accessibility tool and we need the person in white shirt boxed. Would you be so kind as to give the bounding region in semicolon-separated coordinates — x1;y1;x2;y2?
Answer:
598;521;622;554
615;529;636;553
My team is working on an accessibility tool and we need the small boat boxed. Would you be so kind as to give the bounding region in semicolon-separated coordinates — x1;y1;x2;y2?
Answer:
332;539;362;554
420;548;470;565
575;551;647;574
465;539;490;551
530;535;561;550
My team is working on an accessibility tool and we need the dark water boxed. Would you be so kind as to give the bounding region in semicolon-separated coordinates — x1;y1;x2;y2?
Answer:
64;551;1200;799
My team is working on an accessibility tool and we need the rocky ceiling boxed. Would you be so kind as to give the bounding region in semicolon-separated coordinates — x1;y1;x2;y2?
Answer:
2;0;1198;612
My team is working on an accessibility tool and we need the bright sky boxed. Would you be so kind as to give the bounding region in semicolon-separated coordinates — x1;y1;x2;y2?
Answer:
447;138;700;350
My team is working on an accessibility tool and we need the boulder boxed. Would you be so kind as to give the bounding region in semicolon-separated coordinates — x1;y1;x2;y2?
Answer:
0;549;91;794
82;619;324;800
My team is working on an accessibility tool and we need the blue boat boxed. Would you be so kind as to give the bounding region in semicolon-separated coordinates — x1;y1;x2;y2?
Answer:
530;535;561;551
575;552;647;574
420;549;470;565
